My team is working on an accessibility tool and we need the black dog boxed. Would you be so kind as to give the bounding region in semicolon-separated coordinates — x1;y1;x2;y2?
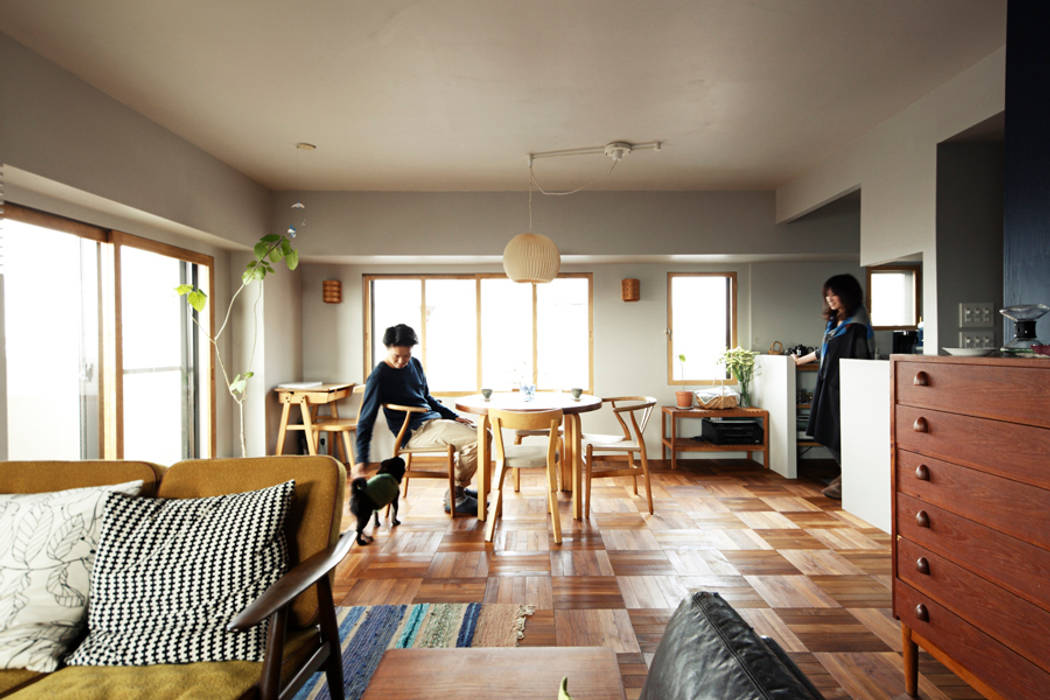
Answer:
349;457;406;545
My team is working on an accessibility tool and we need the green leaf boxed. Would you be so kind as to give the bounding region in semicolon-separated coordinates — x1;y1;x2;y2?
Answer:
253;241;269;260
268;247;283;262
175;284;194;296
242;268;256;285
259;234;280;244
285;249;299;270
187;290;207;312
280;238;293;256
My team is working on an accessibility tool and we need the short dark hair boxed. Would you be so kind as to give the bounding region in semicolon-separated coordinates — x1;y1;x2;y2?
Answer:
822;274;865;321
383;324;419;347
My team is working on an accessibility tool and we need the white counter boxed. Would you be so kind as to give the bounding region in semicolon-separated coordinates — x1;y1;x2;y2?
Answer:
840;358;891;532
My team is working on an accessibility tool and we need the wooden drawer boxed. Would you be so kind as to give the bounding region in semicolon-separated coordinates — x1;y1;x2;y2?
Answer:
896;450;1050;550
894;360;1050;429
897;538;1050;673
895;405;1050;489
895;579;1050;699
896;493;1050;611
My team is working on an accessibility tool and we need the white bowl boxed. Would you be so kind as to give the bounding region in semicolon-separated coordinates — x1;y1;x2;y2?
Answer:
942;347;995;357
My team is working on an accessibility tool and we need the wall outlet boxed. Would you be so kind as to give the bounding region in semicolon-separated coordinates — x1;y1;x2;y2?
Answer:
959;302;995;328
959;331;994;348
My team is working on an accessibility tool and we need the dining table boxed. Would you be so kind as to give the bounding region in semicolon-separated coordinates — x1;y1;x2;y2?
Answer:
454;391;602;522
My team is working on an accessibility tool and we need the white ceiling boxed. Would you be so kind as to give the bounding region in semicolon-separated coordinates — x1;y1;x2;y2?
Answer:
0;0;1005;192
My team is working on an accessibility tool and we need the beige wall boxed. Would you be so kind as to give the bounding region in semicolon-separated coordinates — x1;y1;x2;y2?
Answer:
776;47;1007;353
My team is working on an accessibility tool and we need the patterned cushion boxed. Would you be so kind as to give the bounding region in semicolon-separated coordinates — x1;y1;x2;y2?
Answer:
66;480;294;666
0;480;144;672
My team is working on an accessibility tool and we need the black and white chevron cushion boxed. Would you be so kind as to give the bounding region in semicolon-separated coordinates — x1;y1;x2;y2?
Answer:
66;480;294;666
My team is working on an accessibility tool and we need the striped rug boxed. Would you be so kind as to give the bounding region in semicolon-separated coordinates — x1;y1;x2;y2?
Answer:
294;602;536;700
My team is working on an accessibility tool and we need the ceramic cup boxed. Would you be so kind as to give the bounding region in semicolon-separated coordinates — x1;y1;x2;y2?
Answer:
481;388;493;401
570;387;583;401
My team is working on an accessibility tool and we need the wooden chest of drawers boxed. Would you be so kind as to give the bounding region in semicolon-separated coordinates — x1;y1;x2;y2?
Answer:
891;355;1050;699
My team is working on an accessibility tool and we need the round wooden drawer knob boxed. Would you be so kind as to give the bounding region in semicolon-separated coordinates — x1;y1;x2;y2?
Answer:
916;557;930;574
913;417;928;433
915;510;930;528
913;371;929;386
915;603;929;622
915;464;930;480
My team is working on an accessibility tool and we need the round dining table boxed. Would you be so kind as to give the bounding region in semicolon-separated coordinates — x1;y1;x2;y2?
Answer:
455;392;602;522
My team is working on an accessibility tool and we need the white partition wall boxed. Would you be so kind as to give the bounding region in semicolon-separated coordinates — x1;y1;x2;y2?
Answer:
840;359;891;532
753;354;796;478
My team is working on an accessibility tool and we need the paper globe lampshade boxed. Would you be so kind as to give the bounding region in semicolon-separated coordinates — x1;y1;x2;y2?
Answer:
502;233;561;283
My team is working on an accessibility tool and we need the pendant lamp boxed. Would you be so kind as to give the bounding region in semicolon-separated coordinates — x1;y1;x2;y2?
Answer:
503;232;560;283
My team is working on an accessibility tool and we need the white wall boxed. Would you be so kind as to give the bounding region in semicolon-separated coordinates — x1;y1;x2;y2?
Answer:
273;190;858;259
776;47;1007;355
840;359;891;532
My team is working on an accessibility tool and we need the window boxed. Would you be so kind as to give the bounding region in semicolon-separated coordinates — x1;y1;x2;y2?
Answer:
365;274;592;393
667;272;737;384
2;205;214;462
867;265;920;329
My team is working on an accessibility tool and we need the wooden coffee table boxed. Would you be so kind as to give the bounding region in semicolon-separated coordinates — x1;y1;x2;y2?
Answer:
361;646;626;699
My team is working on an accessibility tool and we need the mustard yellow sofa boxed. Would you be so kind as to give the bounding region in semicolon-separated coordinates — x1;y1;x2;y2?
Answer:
0;456;350;700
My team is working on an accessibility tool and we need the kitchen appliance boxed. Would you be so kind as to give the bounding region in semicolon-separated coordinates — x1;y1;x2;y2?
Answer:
999;303;1049;355
892;330;919;354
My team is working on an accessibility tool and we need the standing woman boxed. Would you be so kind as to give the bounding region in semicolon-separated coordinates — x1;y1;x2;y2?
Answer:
794;274;874;499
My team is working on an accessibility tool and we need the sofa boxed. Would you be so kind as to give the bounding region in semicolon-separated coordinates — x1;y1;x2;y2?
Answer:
0;456;351;700
640;591;824;700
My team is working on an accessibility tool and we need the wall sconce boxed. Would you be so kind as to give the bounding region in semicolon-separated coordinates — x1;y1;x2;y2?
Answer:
322;279;342;304
621;278;640;302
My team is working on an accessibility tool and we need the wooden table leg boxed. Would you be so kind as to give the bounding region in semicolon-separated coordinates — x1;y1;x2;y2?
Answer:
902;624;918;697
275;402;291;455
670;414;678;470
568;414;582;520
300;399;317;455
476;416;489;522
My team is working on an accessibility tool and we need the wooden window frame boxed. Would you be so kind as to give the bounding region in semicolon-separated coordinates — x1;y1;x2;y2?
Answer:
363;273;594;395
866;264;922;331
666;271;738;386
4;204;216;458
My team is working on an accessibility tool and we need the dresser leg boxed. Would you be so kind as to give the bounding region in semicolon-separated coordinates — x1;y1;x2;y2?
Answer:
902;624;919;697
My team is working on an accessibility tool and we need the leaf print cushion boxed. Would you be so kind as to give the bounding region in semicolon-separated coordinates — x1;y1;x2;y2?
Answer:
0;480;143;672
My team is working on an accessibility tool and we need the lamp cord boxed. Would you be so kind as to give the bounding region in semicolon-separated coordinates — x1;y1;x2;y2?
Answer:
529;158;618;197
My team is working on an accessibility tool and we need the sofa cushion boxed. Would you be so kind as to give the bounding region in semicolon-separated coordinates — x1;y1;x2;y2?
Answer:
65;480;294;666
6;660;261;699
639;591;824;700
0;480;145;672
0;461;163;496
160;456;345;627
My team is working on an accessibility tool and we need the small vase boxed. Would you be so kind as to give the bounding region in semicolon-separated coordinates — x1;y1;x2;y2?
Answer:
675;390;693;408
736;377;751;408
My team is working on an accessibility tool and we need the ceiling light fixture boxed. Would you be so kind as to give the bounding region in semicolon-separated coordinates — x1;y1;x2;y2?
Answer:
502;140;663;284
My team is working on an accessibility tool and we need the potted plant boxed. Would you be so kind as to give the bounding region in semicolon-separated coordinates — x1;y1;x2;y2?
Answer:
719;346;759;408
674;354;693;407
177;232;299;456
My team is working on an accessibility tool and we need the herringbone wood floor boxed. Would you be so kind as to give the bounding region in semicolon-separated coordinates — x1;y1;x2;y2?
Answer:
333;459;982;700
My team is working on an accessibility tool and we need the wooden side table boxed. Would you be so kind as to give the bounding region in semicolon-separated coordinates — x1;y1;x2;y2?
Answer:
273;383;355;456
661;405;770;470
362;646;626;699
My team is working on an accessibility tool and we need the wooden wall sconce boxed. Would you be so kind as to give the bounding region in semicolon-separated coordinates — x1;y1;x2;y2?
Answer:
621;278;640;302
322;279;342;304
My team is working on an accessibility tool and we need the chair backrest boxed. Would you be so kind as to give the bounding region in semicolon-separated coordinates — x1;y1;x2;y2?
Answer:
0;460;165;496
489;408;562;467
383;403;428;452
602;396;658;442
161;455;345;627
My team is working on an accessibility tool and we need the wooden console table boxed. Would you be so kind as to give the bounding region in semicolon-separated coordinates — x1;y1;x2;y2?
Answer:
661;405;769;470
362;646;626;699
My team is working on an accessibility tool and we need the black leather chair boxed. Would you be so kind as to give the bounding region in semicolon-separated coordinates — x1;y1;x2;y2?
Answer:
640;591;824;700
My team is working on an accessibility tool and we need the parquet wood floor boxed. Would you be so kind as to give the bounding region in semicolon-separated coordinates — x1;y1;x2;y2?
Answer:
335;459;981;699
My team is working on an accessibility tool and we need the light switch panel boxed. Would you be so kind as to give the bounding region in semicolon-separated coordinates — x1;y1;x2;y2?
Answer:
959;302;995;328
959;331;995;348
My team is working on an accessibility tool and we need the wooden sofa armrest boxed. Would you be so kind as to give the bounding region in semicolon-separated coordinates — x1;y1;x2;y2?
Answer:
228;529;355;631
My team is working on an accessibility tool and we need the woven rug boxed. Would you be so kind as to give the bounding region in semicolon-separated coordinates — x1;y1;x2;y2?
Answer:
294;602;535;700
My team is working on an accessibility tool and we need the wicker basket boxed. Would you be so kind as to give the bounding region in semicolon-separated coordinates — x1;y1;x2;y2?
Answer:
695;383;739;410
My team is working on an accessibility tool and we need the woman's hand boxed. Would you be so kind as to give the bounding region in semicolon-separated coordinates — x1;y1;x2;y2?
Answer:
793;351;817;367
455;415;475;427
